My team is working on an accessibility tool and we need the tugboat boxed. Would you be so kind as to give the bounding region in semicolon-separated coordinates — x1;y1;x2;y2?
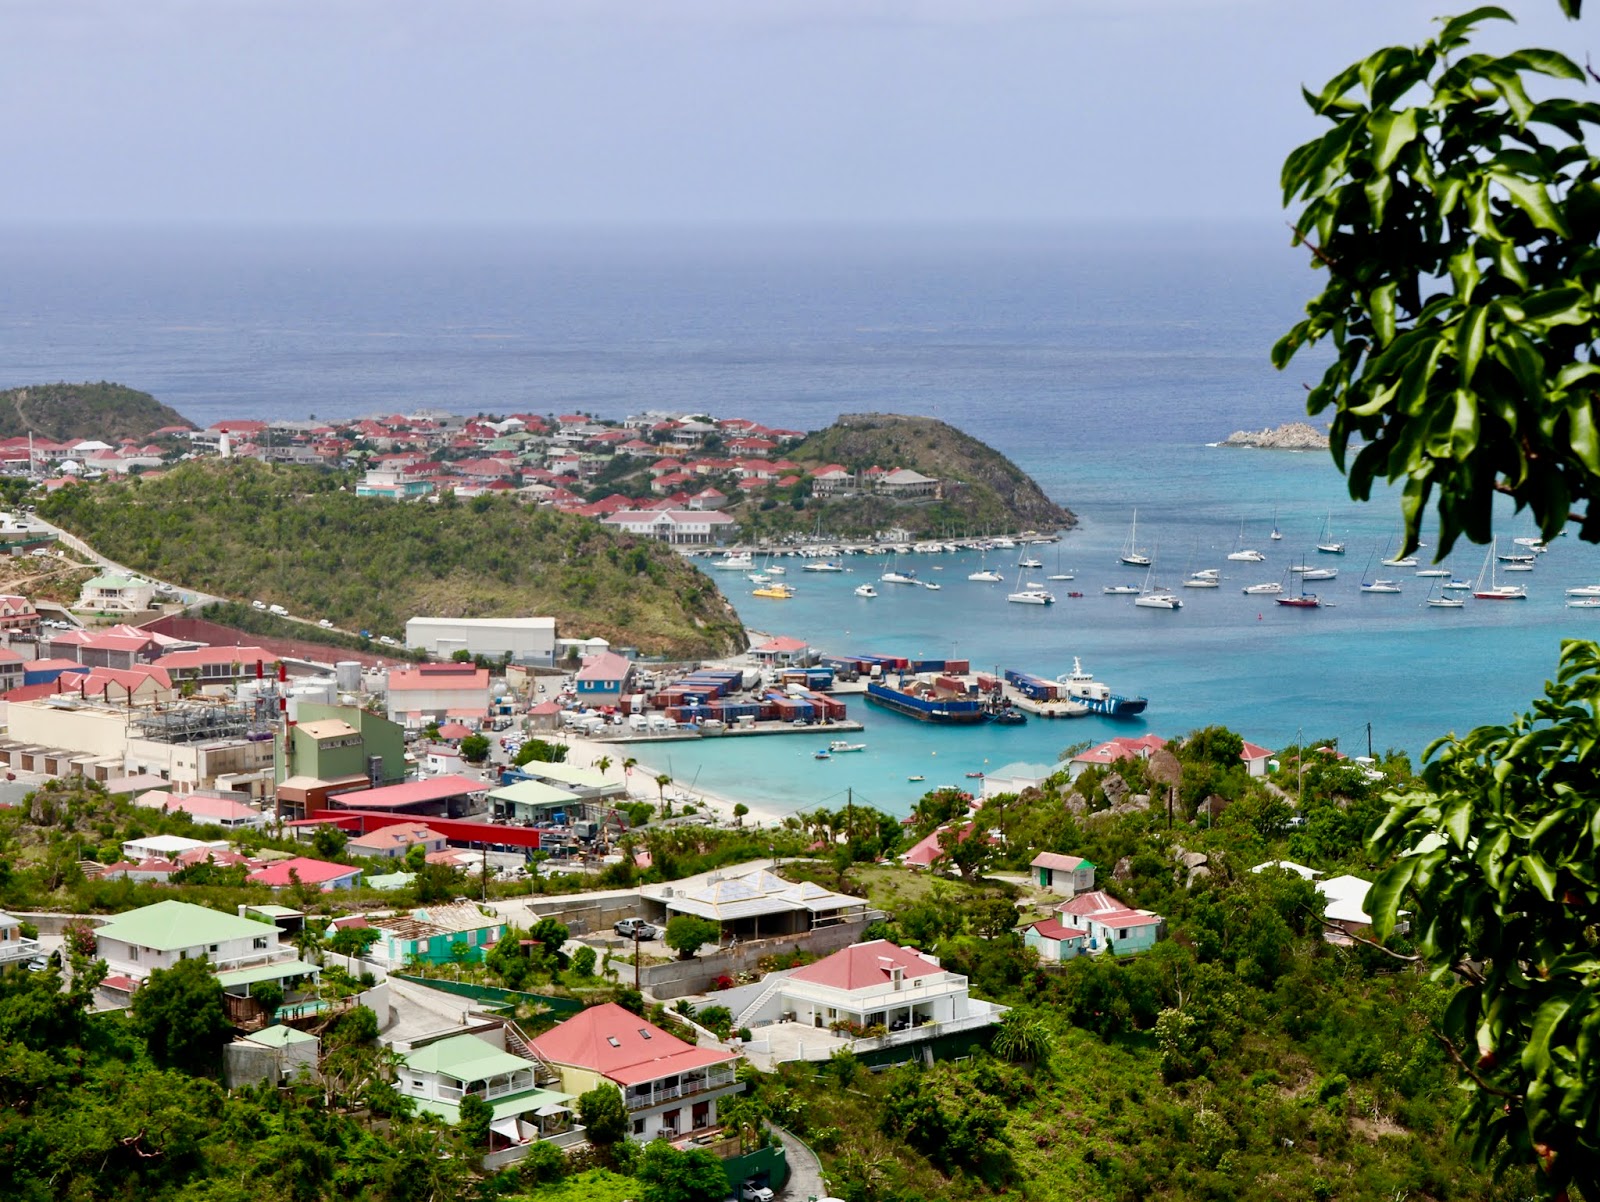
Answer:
990;706;1027;726
1054;658;1149;718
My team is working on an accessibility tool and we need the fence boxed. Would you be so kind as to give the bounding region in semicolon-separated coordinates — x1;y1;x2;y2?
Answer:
390;973;584;1015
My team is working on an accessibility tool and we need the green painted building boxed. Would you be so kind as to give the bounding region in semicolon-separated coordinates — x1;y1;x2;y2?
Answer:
274;703;406;788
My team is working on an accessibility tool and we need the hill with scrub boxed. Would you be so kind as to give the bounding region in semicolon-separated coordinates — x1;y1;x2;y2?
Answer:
38;461;747;657
0;381;192;442
767;412;1073;539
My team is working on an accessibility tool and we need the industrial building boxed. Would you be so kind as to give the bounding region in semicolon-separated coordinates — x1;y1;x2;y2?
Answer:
404;616;557;665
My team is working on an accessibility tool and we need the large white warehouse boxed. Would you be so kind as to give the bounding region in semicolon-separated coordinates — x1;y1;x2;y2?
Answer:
404;617;557;664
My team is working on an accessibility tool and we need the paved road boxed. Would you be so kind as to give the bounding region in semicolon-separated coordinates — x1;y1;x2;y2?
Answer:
771;1125;831;1202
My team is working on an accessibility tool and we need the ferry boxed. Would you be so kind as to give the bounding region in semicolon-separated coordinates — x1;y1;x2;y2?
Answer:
711;552;755;571
866;678;991;724
1054;658;1149;717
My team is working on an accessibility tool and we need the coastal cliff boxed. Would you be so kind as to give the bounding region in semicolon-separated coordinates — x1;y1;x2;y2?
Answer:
0;382;192;442
1219;421;1330;450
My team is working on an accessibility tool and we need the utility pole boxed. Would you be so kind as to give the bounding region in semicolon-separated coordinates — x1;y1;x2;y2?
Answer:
633;929;642;991
1367;722;1373;760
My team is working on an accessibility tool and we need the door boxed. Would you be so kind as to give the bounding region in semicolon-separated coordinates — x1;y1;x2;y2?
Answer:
691;1101;709;1131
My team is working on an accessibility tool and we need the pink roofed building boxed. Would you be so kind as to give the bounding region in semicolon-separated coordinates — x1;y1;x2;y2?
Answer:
529;1003;742;1142
733;939;1006;1049
385;663;491;726
1052;889;1166;956
247;856;364;891
347;823;448;860
1068;734;1169;775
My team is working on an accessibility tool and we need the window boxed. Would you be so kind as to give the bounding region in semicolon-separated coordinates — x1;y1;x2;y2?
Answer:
208;944;219;953
633;1119;645;1135
128;946;139;963
1118;929;1128;939
606;1036;621;1047
253;937;269;950
638;1029;652;1040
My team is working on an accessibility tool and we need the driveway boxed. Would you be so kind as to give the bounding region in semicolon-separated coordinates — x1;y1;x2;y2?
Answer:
771;1125;830;1202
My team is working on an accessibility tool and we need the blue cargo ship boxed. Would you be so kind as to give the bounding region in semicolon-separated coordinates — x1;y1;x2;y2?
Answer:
865;678;991;724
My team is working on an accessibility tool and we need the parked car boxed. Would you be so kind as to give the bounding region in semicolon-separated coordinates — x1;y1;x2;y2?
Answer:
613;918;658;941
318;619;333;629
740;1183;775;1202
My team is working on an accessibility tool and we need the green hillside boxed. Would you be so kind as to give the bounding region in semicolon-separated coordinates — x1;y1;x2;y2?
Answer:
0;381;192;442
39;461;747;657
776;412;1074;538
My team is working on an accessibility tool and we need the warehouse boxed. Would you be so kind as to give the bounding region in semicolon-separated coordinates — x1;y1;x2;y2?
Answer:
404;617;557;665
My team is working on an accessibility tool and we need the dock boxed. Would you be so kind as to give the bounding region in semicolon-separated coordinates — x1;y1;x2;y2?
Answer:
590;719;865;745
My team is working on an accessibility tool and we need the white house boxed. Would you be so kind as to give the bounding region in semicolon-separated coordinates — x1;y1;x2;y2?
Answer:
599;508;736;546
0;910;40;966
1029;852;1096;898
529;1003;742;1142
74;573;156;614
732;939;1004;1040
94;899;293;980
120;834;230;861
404;616;558;665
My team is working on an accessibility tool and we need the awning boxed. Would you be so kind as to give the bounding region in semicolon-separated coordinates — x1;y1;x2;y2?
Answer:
534;1103;569;1117
490;1118;523;1140
215;959;321;988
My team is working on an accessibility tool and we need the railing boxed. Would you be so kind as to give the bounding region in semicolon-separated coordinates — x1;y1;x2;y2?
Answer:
626;1069;737;1110
0;937;40;964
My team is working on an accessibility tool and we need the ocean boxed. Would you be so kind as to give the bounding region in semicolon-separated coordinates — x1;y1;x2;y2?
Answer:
2;220;1594;816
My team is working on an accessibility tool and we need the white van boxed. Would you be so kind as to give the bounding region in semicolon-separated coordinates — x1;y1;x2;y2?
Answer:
252;600;267;611
268;604;288;616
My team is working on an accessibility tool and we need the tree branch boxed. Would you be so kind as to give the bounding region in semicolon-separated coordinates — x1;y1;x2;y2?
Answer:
1305;909;1423;962
1287;222;1341;273
1435;1031;1523;1100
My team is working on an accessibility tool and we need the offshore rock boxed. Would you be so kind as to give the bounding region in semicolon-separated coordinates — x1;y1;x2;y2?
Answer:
1219;421;1330;450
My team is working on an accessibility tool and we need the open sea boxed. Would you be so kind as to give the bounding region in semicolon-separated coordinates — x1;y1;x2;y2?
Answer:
3;220;1596;817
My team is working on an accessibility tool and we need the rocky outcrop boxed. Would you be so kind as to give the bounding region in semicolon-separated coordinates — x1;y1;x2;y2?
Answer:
1219;421;1330;450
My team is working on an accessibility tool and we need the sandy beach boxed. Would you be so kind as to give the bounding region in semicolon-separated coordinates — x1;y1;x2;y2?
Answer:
554;730;802;829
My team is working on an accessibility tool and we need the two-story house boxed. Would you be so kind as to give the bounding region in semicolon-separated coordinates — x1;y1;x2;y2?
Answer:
1053;890;1165;956
529;1003;741;1142
397;1031;580;1163
0;910;40;966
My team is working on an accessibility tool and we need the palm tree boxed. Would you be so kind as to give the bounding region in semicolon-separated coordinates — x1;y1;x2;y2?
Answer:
596;755;613;778
655;773;672;816
622;756;638;779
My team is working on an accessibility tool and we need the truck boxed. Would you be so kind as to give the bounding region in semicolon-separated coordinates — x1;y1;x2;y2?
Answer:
613;917;658;940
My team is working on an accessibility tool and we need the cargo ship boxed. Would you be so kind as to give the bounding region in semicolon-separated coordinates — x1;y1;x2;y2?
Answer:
1047;658;1148;718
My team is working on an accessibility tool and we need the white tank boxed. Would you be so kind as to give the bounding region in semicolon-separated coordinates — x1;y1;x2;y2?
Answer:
334;661;362;691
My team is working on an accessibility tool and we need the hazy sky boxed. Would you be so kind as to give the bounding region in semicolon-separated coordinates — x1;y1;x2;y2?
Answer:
0;0;1587;224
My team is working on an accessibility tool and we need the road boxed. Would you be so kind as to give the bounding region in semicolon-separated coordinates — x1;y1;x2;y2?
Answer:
771;1125;831;1202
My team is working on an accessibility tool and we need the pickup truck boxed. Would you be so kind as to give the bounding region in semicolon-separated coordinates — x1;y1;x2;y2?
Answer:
613;918;659;941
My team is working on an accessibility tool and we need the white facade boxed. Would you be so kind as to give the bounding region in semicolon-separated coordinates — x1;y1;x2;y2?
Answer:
405;617;558;664
94;901;286;981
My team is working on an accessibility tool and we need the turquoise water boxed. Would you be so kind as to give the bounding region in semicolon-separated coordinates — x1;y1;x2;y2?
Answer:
644;446;1600;818
3;221;1596;817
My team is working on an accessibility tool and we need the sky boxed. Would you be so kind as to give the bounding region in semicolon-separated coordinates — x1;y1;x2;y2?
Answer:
0;0;1589;224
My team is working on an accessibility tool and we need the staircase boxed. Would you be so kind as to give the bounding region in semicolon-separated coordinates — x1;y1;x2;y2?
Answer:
733;976;791;1031
502;1018;563;1088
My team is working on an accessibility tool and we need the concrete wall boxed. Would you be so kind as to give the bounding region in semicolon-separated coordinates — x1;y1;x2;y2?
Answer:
640;918;874;1000
525;892;644;937
9;702;129;759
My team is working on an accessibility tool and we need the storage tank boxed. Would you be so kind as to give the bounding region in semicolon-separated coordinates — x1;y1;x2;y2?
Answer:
334;661;362;691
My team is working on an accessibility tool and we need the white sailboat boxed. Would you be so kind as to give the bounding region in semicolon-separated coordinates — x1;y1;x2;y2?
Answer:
1242;581;1282;595
880;551;918;585
1226;521;1265;562
1316;513;1345;555
1473;539;1527;600
1119;509;1151;567
1270;504;1283;541
1006;566;1055;604
1359;550;1403;594
1046;548;1074;581
968;550;1004;582
1133;558;1182;609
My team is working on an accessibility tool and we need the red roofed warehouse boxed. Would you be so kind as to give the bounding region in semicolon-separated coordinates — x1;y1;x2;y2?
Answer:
247;856;364;891
384;663;491;727
529;1003;741;1142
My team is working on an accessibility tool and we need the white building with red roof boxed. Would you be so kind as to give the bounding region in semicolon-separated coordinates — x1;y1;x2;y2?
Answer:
1068;733;1169;776
1053;889;1165;956
1029;851;1096;897
529;1002;742;1142
384;662;491;726
246;856;364;891
731;939;1004;1047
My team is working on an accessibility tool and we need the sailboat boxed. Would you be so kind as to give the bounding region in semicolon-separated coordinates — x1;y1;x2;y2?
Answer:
1270;504;1282;541
968;549;1004;582
1275;563;1322;607
1046;548;1074;581
1316;513;1345;554
1006;566;1055;605
880;551;918;585
1425;578;1464;608
1119;509;1151;567
1133;556;1182;609
1473;539;1528;600
1226;520;1266;562
1359;549;1403;594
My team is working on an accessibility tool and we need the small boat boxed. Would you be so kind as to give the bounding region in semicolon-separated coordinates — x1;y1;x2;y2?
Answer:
1473;540;1528;600
1276;592;1322;608
1019;556;1044;568
1103;584;1141;595
1270;504;1282;541
752;584;795;599
1191;568;1221;580
1242;581;1282;595
1566;584;1600;597
965;771;985;779
802;561;845;573
881;569;919;585
1119;509;1152;567
1047;572;1076;581
968;569;1005;582
1007;588;1056;605
1316;513;1346;554
924;581;942;591
814;751;832;760
1427;595;1466;608
907;774;926;782
1502;562;1534;572
1182;576;1220;588
1568;598;1600;609
1513;536;1547;552
766;565;786;576
1498;551;1537;564
1442;578;1472;591
1227;549;1266;562
829;740;865;752
1415;568;1451;578
747;572;771;585
711;552;755;570
990;707;1027;725
1135;591;1183;609
1382;555;1419;567
1300;567;1338;581
1360;579;1403;594
854;584;878;598
1066;590;1084;598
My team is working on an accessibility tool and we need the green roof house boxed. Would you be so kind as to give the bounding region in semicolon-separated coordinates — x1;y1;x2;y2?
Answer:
226;1023;320;1088
398;1032;581;1165
74;573;155;614
96;900;285;980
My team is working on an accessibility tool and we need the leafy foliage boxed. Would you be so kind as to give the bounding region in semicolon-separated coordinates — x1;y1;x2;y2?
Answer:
635;1140;731;1202
577;1085;628;1149
1367;639;1600;1200
663;914;722;959
0;380;189;441
129;955;231;1077
1275;9;1600;555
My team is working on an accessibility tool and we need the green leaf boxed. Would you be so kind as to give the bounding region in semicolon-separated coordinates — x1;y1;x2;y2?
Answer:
1491;171;1570;236
1521;997;1572;1073
1568;401;1600;473
1438;7;1515;52
1368;857;1418;939
1370;282;1398;346
1368;107;1419;173
1456;306;1488;385
1522;854;1558;901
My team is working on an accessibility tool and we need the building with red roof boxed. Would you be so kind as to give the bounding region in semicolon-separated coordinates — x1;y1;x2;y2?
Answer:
385;663;491;726
327;774;487;818
1053;890;1165;956
346;822;448;860
529;1003;741;1142
1029;852;1096;897
731;939;1006;1049
247;856;364;891
1068;734;1169;774
1023;916;1093;962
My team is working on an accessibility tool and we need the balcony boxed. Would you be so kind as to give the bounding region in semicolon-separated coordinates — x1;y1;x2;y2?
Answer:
0;936;41;965
625;1066;738;1111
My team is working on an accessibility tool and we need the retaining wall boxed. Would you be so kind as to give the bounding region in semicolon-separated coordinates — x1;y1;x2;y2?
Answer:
640;918;873;1000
